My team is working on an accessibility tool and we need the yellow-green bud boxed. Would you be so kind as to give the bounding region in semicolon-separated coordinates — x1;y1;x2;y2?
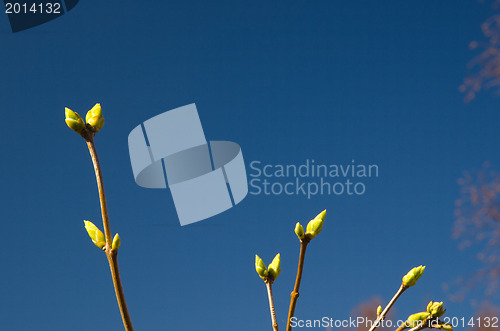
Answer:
88;115;104;132
65;107;85;134
255;255;268;280
295;222;305;240
86;103;104;132
305;209;326;239
268;253;281;282
377;305;382;316
402;265;425;287
427;301;445;318
406;312;430;327
86;103;102;122
112;233;121;250
84;220;105;249
426;301;433;312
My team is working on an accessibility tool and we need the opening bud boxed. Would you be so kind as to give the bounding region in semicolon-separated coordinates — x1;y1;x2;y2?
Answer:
85;103;105;132
65;107;85;134
112;233;121;250
83;220;106;249
267;253;281;282
402;265;425;287
305;209;326;240
255;255;268;280
295;222;305;240
427;301;445;318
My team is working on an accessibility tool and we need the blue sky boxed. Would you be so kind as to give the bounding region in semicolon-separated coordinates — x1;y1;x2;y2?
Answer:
1;1;499;330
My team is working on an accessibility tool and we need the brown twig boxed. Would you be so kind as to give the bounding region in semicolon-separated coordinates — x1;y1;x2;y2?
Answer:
406;317;432;331
266;280;279;331
369;284;408;331
86;135;134;331
286;238;310;331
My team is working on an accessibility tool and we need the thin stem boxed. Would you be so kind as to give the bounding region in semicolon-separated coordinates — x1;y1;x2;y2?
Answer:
86;137;134;331
405;317;444;331
407;319;430;331
286;238;310;331
407;326;427;331
86;138;112;246
395;325;408;331
107;250;134;331
266;280;279;331
368;284;407;331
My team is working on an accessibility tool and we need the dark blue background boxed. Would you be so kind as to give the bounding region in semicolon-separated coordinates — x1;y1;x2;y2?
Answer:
0;1;497;330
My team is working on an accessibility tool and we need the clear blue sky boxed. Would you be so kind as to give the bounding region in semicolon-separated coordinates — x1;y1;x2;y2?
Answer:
1;1;499;330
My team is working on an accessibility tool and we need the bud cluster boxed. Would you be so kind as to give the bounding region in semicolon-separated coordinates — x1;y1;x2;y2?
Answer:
255;254;281;282
295;210;326;241
83;220;121;251
403;301;451;330
427;301;445;318
65;103;105;136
